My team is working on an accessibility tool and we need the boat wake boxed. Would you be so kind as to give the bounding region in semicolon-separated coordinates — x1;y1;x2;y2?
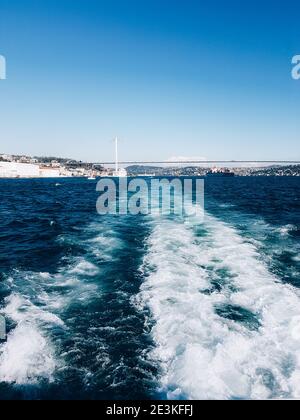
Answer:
1;202;299;399
135;214;300;400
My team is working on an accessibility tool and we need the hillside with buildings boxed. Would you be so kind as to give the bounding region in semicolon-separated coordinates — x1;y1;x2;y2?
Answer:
126;164;300;177
0;153;109;178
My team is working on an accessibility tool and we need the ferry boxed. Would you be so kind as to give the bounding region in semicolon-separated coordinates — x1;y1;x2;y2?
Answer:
206;168;235;177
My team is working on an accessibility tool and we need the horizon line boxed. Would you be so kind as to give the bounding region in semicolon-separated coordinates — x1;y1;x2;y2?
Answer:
92;160;300;165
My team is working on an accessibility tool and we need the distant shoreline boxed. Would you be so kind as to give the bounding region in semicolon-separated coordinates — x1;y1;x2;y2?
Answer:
0;175;299;180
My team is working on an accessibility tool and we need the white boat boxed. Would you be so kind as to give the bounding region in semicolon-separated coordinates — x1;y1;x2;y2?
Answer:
87;170;97;180
113;168;127;178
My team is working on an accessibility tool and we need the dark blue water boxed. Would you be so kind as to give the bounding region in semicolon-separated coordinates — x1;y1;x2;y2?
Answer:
0;177;299;400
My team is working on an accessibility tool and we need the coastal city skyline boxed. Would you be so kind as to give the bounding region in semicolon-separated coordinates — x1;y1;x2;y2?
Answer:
1;0;300;162
1;151;300;178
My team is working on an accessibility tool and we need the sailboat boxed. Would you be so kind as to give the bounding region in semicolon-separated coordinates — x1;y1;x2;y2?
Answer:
113;137;127;178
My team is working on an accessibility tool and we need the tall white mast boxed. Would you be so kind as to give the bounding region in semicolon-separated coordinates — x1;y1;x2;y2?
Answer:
115;137;119;173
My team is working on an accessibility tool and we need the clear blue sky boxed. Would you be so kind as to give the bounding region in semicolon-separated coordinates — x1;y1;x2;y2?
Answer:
0;0;299;162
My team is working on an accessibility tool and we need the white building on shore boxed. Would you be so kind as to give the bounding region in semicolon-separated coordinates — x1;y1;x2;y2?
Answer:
0;162;61;178
39;166;61;178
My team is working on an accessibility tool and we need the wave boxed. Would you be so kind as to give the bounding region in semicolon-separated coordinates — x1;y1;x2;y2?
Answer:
275;224;298;237
0;294;61;385
0;220;125;388
136;215;300;400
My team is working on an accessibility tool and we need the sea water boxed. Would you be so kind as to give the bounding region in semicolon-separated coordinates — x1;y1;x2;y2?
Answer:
0;177;299;400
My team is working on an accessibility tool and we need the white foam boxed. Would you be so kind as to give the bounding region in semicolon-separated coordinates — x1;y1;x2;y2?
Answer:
0;323;56;385
0;294;59;385
86;224;124;262
276;224;298;237
69;260;100;276
0;257;100;385
136;215;300;400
